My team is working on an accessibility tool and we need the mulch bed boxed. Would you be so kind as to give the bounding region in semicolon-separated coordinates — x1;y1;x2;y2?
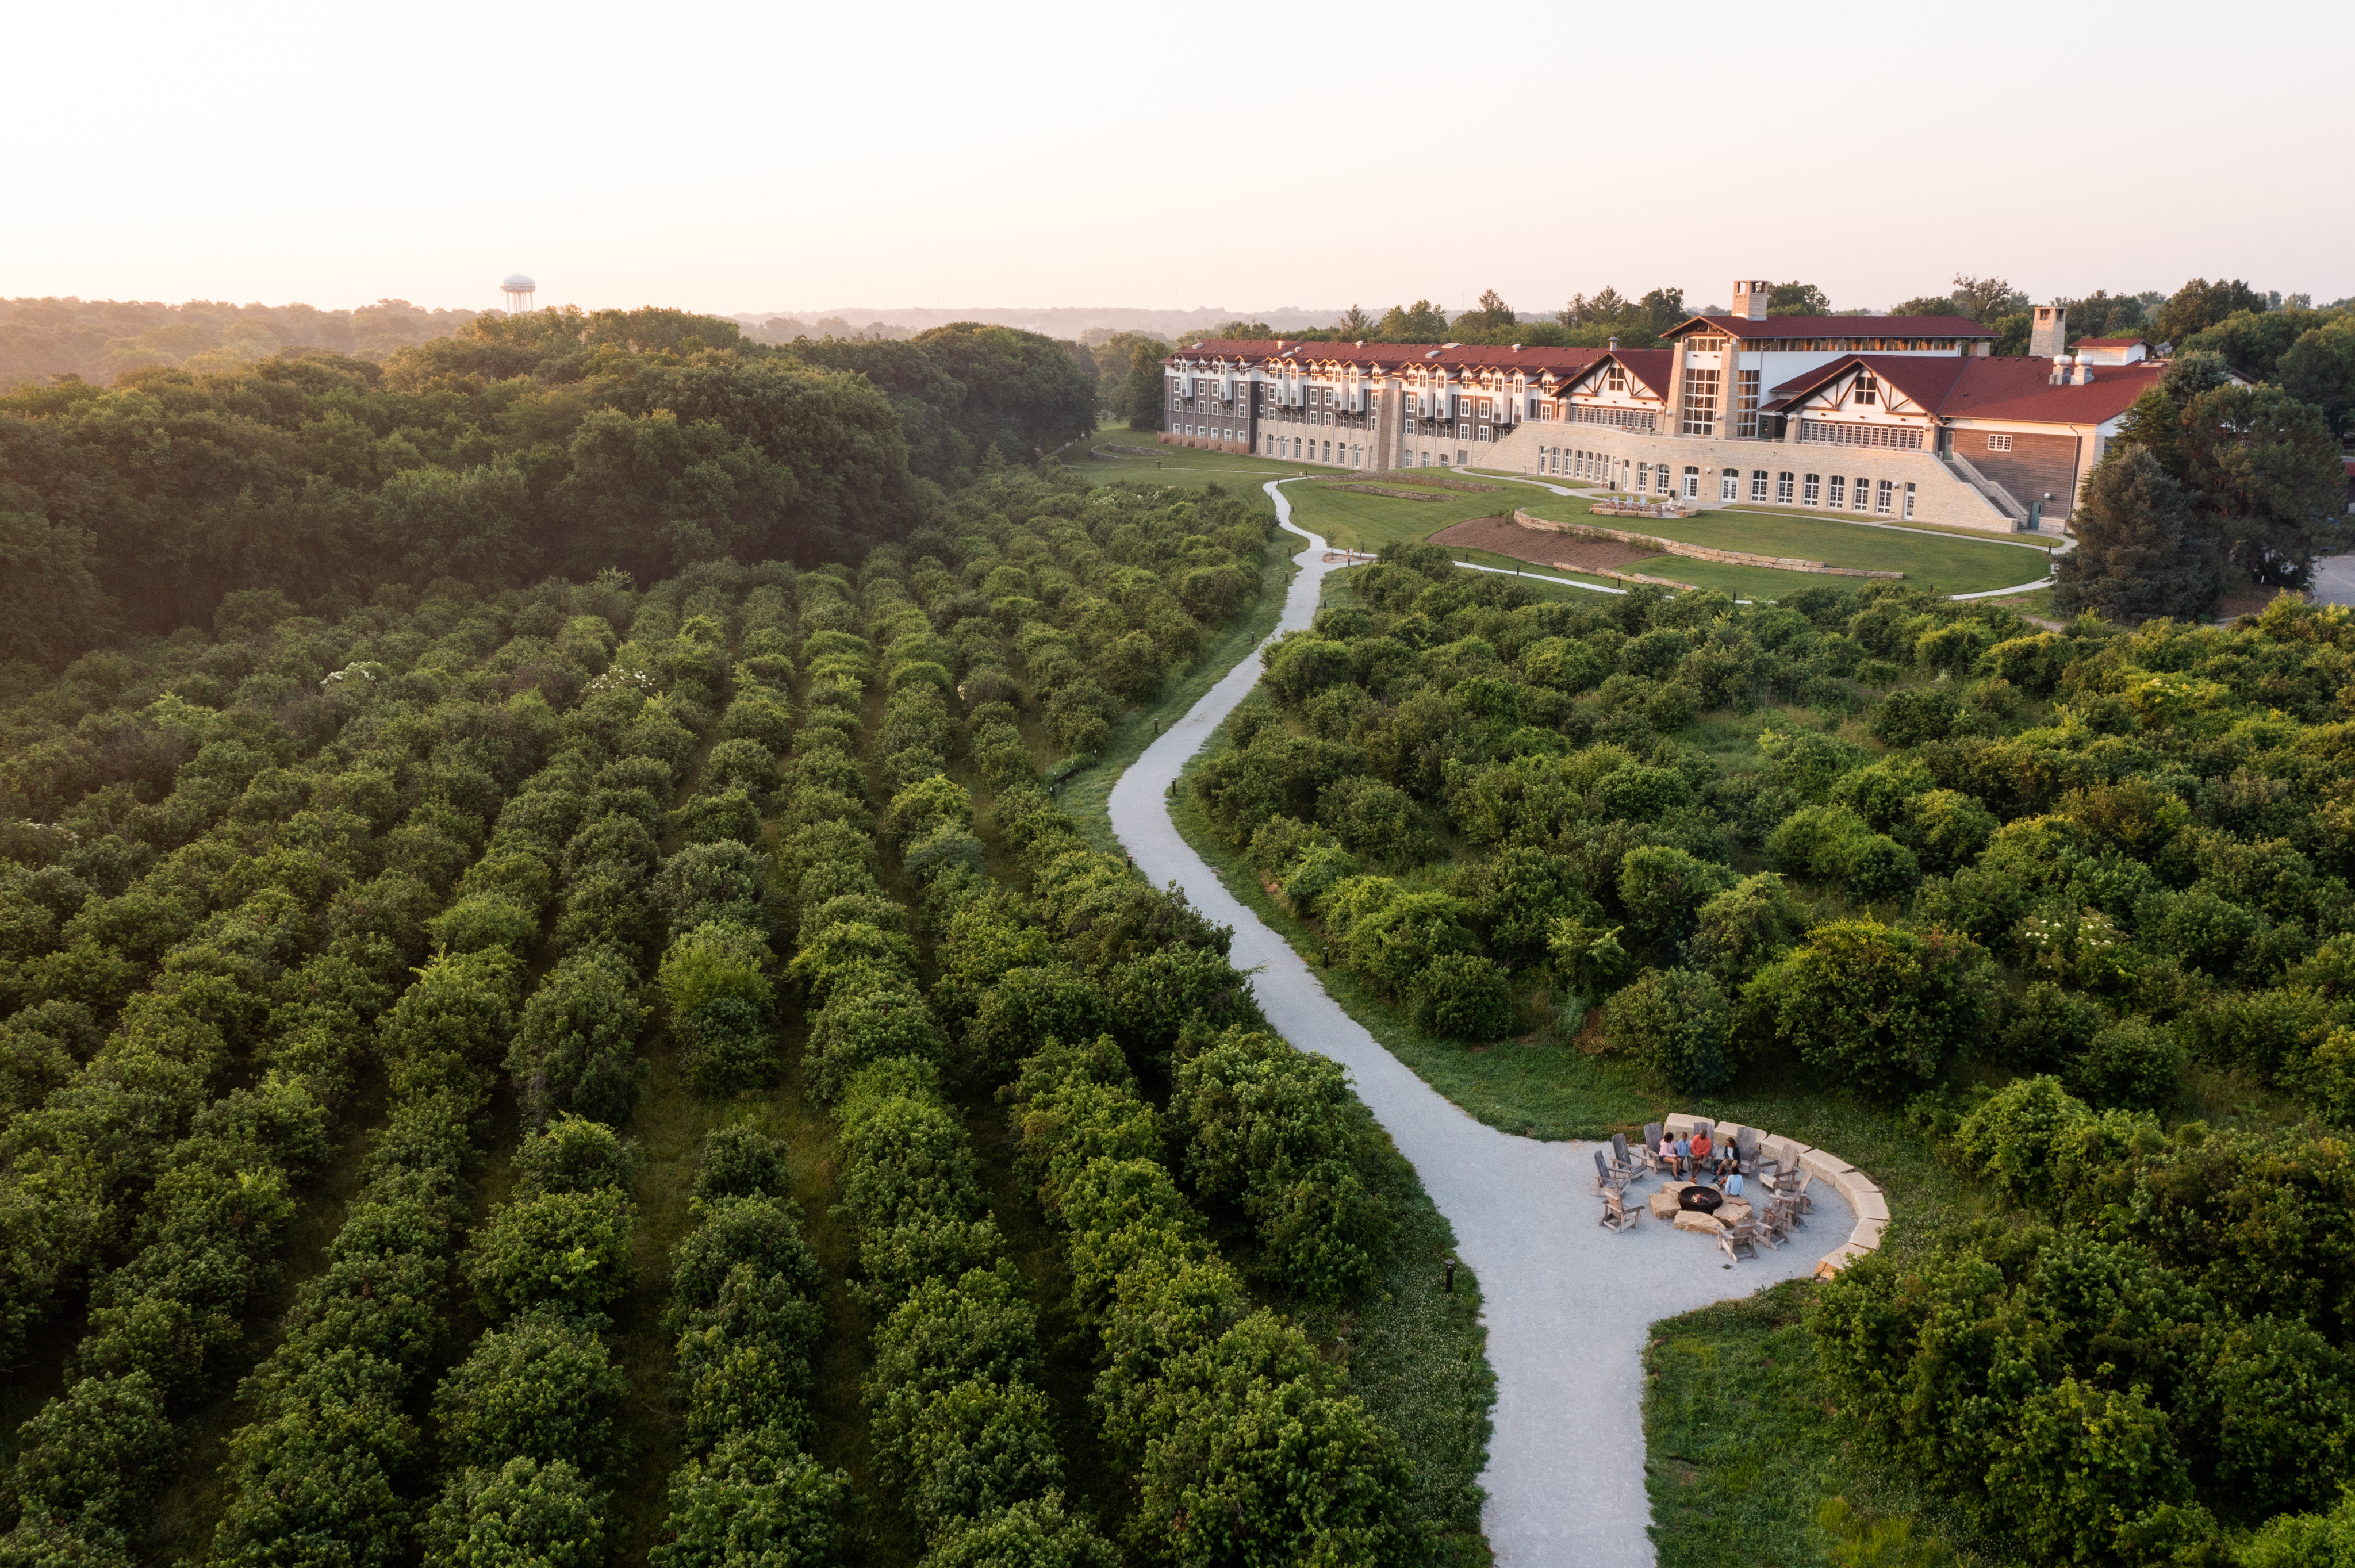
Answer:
1430;515;1656;572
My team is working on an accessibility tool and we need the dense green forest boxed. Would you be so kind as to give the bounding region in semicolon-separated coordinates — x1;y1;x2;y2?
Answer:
0;307;1098;668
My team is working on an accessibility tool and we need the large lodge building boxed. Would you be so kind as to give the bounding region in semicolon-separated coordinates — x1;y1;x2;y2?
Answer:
1160;280;2174;532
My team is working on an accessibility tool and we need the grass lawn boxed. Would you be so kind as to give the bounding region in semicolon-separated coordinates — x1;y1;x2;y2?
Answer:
1283;481;1515;555
1067;420;1332;487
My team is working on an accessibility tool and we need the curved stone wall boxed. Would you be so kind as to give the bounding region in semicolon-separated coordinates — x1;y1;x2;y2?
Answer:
1662;1112;1888;1278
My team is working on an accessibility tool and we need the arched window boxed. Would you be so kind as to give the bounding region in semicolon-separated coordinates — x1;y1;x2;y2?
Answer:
1683;466;1701;499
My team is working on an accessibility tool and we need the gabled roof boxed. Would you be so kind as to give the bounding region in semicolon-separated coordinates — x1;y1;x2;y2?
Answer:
1562;349;1674;401
1164;340;1607;378
1664;313;1995;342
1761;353;2166;425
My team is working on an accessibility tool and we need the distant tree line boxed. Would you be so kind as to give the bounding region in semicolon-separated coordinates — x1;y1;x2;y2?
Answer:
0;297;483;391
0;306;1097;670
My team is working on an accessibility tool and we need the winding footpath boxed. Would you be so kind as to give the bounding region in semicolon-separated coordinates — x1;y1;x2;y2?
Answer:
1106;482;1852;1568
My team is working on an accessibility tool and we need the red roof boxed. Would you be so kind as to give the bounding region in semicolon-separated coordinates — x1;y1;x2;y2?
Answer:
1167;339;1607;377
1763;354;2163;426
1667;313;1994;341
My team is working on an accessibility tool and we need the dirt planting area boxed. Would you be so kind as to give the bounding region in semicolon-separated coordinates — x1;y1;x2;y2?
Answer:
1432;514;1658;572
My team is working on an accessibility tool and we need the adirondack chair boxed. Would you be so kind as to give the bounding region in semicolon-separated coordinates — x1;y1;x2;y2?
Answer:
1719;1221;1760;1263
1785;1168;1815;1214
1598;1186;1640;1233
1640;1122;1665;1175
1592;1149;1629;1194
1754;1205;1791;1248
1734;1127;1762;1174
1609;1133;1641;1185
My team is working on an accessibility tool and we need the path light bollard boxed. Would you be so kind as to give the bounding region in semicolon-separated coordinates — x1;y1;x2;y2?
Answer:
1445;1258;1458;1294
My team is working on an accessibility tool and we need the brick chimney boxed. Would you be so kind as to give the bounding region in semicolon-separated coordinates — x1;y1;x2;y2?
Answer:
2030;305;2066;360
1731;280;1771;321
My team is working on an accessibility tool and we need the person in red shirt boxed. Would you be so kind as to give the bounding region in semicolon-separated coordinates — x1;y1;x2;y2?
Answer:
1689;1128;1715;1183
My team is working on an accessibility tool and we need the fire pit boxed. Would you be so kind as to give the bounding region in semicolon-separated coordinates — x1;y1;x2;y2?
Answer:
1676;1185;1723;1215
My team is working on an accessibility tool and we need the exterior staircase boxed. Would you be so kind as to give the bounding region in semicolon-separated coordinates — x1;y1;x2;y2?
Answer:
1939;450;2031;527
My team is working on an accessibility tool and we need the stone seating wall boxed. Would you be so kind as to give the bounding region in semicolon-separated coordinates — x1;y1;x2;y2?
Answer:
1662;1112;1888;1278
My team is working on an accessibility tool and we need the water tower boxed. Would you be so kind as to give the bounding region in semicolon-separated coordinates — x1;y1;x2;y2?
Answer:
500;274;537;314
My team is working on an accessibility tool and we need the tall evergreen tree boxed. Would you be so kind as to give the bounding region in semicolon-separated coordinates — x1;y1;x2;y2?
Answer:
2053;449;2222;624
1117;343;1163;432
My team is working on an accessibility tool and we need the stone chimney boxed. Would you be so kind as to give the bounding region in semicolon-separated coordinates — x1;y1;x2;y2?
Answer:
2030;305;2067;360
1731;280;1771;321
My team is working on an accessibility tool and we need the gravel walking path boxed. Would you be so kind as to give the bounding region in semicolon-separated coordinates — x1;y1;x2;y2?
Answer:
1106;481;1852;1568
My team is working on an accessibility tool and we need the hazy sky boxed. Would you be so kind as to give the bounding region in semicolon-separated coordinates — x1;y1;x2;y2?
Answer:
10;0;2349;320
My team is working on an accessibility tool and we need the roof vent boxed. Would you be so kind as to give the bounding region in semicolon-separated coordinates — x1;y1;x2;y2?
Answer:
1608;336;1618;351
1442;342;1460;349
1510;344;1521;352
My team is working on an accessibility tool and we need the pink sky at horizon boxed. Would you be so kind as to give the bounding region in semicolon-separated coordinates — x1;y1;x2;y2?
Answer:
8;0;2348;321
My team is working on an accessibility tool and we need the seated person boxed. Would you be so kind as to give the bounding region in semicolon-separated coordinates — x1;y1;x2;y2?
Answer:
1714;1142;1741;1180
1670;1134;1691;1178
1657;1131;1678;1174
1724;1169;1745;1197
1689;1129;1714;1181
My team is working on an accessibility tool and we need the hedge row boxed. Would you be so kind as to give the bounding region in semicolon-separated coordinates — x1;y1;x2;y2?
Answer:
0;584;638;1562
1007;1034;1420;1564
427;568;799;1563
0;601;589;1362
897;478;1270;759
789;552;1105;1564
188;566;752;1563
649;1124;844;1568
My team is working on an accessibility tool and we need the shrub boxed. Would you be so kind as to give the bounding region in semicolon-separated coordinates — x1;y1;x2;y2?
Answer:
1685;871;1803;983
465;1189;635;1320
1604;967;1735;1092
660;920;775;1021
431;1310;628;1471
2065;1015;2185;1110
652;842;766;933
426;894;539;957
508;950;647;1127
1949;1074;2092;1208
964;966;1109;1083
1407;952;1515;1040
649;1428;846;1568
1616;845;1736;946
1744;919;1997;1098
806;983;946;1104
421;1456;606;1568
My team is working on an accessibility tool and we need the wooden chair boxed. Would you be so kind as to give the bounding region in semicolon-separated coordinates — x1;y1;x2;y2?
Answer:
1754;1205;1791;1248
1733;1127;1762;1175
1609;1133;1642;1185
1593;1150;1629;1194
1719;1221;1760;1263
1599;1187;1640;1233
1785;1169;1815;1214
1640;1121;1665;1175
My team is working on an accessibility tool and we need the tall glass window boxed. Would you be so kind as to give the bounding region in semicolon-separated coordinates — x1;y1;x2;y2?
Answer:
1735;369;1762;438
1681;368;1721;436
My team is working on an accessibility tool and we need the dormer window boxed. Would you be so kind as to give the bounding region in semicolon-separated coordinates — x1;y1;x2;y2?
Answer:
1605;366;1626;394
1852;372;1879;407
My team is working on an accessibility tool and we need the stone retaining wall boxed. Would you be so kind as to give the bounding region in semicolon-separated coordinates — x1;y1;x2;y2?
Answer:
1514;510;1905;579
1662;1112;1887;1277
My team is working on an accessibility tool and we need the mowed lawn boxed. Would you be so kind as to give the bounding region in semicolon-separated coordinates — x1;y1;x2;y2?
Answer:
1067;421;1328;487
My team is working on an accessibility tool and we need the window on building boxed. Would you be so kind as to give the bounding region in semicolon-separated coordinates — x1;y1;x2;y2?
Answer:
1681;367;1720;436
1605;365;1626;393
1852;372;1880;407
1987;433;2012;452
1637;462;1650;492
1735;369;1762;438
1751;470;1769;501
1720;469;1739;501
1777;471;1795;503
1852;477;1870;511
1828;475;1846;508
1875;479;1894;514
1683;466;1701;499
1803;473;1820;505
1903;481;1917;520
